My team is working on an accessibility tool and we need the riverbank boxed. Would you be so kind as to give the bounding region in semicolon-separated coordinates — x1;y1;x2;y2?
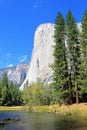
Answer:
0;103;87;115
32;103;87;115
0;106;22;111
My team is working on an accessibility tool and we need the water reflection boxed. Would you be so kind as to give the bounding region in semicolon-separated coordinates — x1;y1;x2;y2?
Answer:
0;112;87;130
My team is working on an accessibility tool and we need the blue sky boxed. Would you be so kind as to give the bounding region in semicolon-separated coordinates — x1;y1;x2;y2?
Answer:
0;0;87;69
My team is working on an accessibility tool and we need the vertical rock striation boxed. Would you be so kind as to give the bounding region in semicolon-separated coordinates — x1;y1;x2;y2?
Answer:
20;23;55;89
0;63;29;85
20;23;81;90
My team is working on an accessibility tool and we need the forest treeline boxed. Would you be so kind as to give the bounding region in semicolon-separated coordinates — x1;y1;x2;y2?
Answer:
0;73;23;106
52;10;87;104
23;10;87;105
0;10;87;106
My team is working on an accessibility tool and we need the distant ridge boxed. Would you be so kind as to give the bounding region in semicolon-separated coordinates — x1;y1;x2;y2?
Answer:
0;62;29;85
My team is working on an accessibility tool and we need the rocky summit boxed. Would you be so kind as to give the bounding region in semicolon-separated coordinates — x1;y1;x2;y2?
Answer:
0;23;81;90
0;62;29;85
20;23;55;89
20;23;81;90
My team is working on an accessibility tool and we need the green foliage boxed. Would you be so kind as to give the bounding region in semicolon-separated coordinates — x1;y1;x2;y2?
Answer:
35;106;49;112
21;10;87;106
52;10;87;105
52;12;69;104
1;73;8;88
1;10;87;107
78;10;87;102
66;10;80;104
22;10;87;106
23;80;51;106
0;74;23;106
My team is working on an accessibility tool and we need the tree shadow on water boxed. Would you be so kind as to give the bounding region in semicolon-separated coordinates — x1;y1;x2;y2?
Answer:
54;115;87;130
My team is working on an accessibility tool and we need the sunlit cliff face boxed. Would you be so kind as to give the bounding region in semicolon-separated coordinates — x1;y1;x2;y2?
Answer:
20;23;81;90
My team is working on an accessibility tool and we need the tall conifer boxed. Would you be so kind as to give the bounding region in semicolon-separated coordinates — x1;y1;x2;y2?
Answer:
66;10;80;104
79;10;87;101
53;12;68;104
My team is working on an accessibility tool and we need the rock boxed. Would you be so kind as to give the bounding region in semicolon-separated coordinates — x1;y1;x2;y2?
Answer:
0;122;5;126
0;62;29;85
3;118;21;122
9;63;29;85
20;23;81;90
20;23;55;90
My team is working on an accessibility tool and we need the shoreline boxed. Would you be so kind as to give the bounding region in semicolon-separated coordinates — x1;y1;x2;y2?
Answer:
0;103;87;115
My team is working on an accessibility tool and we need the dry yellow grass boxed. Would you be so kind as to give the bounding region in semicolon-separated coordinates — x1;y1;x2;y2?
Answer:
0;103;87;115
70;103;87;110
48;103;87;115
0;106;22;111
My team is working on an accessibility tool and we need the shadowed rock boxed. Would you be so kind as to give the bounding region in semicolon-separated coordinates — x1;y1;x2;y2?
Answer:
3;118;21;122
0;122;5;126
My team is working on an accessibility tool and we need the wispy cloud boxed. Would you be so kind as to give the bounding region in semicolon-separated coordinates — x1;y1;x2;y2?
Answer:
33;0;47;9
7;64;14;68
33;0;42;9
33;4;38;9
18;55;28;63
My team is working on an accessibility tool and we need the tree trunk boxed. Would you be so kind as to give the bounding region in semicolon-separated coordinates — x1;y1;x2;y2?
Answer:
74;63;79;104
75;75;79;104
68;74;73;104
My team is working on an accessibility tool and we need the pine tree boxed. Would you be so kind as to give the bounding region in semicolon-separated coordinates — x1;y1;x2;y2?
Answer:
66;10;80;104
1;73;9;105
0;82;3;105
1;73;8;88
52;12;69;104
0;74;23;106
79;10;87;102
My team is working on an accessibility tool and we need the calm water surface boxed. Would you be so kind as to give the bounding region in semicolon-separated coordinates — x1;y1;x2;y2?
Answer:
0;111;87;130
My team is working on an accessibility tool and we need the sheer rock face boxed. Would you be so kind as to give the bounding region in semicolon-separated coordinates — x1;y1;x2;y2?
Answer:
20;23;55;90
0;63;29;85
20;23;81;90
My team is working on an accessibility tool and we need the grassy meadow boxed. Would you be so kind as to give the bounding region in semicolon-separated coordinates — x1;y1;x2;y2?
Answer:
0;103;87;116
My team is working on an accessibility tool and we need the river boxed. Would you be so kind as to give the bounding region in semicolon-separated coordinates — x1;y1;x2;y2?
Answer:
0;111;87;130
